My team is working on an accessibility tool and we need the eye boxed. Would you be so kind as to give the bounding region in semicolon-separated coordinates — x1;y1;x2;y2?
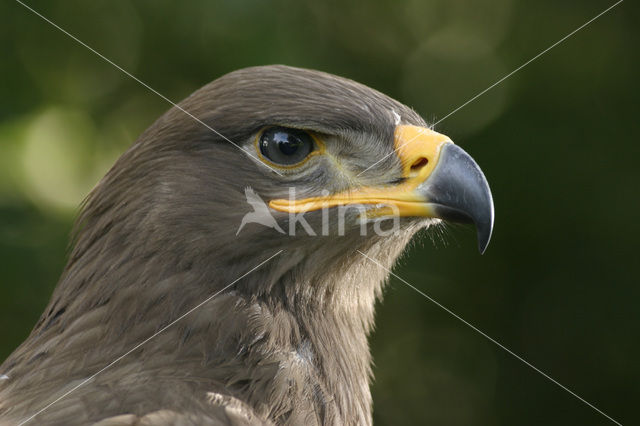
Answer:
258;127;314;166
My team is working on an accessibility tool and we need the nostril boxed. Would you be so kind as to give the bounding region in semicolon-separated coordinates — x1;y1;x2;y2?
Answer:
410;157;428;171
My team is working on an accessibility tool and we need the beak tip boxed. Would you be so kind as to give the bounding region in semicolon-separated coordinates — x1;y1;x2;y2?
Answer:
477;205;494;255
420;143;495;254
477;230;491;254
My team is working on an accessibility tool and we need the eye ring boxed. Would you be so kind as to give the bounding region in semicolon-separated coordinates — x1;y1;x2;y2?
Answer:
254;126;324;169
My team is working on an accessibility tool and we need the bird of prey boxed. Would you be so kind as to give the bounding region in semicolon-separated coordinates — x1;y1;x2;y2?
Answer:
0;65;493;425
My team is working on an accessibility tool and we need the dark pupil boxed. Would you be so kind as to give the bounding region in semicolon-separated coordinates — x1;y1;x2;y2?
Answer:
274;131;301;156
259;127;313;166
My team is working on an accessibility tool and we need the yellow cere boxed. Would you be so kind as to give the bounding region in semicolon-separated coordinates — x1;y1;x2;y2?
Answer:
269;125;453;218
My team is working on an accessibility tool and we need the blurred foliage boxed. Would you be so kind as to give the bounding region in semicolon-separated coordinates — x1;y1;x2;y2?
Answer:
1;0;638;424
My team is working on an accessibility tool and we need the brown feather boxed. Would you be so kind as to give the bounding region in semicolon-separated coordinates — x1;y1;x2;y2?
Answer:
0;65;433;425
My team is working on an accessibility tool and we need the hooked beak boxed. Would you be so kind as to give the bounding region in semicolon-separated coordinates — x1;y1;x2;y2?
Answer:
415;141;494;253
269;125;495;253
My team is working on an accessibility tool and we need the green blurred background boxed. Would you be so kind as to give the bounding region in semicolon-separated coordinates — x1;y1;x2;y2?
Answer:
1;0;638;424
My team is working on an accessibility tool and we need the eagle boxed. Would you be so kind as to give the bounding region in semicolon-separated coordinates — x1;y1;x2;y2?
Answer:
0;65;493;425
